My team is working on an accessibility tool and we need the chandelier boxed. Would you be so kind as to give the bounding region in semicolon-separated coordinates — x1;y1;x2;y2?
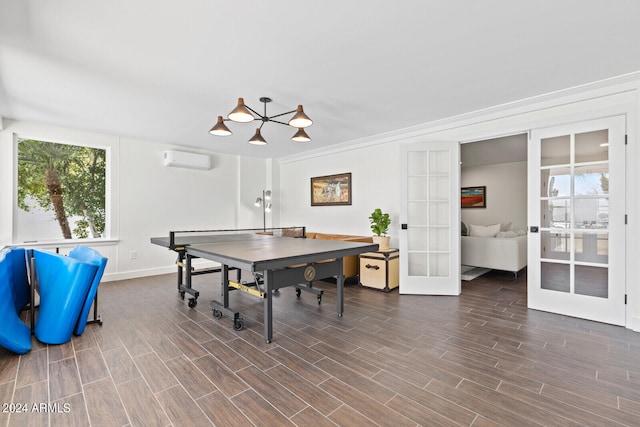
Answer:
209;97;313;145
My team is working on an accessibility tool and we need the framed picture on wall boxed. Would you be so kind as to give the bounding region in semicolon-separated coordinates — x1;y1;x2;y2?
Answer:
461;186;486;208
311;173;352;206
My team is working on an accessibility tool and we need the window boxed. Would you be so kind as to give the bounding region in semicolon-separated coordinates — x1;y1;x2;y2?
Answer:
16;138;106;242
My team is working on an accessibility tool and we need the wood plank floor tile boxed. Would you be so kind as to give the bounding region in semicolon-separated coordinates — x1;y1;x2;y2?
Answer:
265;346;330;385
133;352;178;394
191;354;248;397
8;380;48;427
116;376;171;427
327;403;380;427
236;365;308;417
291;406;341;427
371;370;477;426
83;378;129;427
266;364;342;415
15;349;47;388
163;356;217;399
230;389;296;427
155;385;214;427
195;391;252;426
101;346;141;385
47;341;75;362
49;357;82;401
200;338;252;372
319;377;416;427
75;347;109;385
50;392;90;427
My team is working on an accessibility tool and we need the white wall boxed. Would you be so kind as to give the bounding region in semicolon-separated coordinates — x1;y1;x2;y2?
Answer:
0;120;268;281
277;77;639;331
279;142;401;247
461;162;527;231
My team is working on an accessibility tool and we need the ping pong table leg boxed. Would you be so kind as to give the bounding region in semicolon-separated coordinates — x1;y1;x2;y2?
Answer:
337;273;344;317
264;270;273;343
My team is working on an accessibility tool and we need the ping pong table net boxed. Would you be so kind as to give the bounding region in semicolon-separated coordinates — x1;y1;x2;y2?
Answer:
168;226;306;248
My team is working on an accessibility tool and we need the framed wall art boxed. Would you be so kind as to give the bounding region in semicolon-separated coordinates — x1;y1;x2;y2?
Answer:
461;186;486;208
311;173;352;206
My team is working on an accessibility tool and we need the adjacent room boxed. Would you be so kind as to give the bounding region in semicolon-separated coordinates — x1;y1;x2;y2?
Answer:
2;2;640;426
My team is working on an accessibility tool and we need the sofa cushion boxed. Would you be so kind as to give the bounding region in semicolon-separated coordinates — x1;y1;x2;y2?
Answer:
469;223;501;237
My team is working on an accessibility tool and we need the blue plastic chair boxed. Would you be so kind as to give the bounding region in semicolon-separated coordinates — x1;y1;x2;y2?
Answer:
0;247;32;354
33;250;97;345
68;246;108;335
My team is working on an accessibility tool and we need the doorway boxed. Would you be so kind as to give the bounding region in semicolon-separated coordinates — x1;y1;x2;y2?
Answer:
460;133;528;283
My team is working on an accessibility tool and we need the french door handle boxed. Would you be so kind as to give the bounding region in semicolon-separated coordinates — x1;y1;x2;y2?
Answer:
530;226;539;233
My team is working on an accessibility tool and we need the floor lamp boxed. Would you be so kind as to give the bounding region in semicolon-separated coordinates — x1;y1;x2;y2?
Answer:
254;190;272;231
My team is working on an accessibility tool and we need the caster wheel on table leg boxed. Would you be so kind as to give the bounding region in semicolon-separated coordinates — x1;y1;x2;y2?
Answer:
233;318;245;331
188;298;197;308
179;291;185;300
212;309;222;319
296;288;301;298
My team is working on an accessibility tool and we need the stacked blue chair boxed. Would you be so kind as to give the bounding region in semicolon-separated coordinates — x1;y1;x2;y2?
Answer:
0;247;32;354
33;250;97;345
68;245;108;335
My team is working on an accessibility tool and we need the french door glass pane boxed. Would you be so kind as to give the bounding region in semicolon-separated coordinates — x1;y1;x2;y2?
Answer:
430;254;449;277
575;265;608;298
541;262;570;292
429;228;449;252
407;152;429;174
429;202;449;227
430;176;449;200
541;135;570;166
429;151;449;173
408;252;428;276
541;199;570;228
408;177;429;200
573;165;608;196
542;167;571;197
574;232;608;263
541;231;570;260
574;198;608;229
408;227;428;251
575;130;608;163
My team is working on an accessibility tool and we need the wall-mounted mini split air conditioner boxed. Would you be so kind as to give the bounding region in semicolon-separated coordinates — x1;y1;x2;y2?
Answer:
163;150;211;170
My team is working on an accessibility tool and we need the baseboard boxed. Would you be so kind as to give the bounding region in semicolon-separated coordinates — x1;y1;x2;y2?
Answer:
102;266;176;282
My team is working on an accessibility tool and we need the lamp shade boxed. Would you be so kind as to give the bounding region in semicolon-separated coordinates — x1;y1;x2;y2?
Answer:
248;128;267;145
291;128;311;142
255;197;262;207
209;116;232;136
264;190;271;200
228;98;255;123
288;105;312;128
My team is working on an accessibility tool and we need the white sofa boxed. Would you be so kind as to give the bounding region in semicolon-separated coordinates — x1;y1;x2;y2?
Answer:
461;234;527;279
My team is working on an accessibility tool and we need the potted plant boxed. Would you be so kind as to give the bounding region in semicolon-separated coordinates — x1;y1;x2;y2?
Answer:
369;208;391;250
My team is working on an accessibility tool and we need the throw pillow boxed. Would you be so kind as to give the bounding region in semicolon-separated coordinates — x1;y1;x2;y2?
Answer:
461;222;468;236
496;230;518;238
469;223;501;237
500;222;512;232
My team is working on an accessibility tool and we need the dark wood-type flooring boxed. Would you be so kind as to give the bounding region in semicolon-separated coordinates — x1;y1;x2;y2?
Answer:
2;269;640;426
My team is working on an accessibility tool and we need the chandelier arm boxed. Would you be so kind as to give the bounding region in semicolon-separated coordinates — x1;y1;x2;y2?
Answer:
243;105;264;119
268;119;291;126
267;110;297;120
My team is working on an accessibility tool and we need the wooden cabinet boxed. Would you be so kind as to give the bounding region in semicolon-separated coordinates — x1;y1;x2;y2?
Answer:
359;249;399;291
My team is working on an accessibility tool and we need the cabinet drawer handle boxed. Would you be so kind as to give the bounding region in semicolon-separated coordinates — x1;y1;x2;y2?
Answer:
365;264;380;270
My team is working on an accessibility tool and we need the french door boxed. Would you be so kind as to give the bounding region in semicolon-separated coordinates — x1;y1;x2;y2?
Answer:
528;116;626;325
399;141;460;295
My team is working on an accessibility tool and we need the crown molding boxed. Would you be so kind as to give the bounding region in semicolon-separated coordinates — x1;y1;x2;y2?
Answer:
278;71;640;165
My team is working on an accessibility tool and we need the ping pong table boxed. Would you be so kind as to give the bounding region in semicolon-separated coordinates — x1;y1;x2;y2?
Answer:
150;228;378;343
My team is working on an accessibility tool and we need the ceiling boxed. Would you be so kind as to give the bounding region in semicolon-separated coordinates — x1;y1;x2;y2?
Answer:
1;1;640;160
